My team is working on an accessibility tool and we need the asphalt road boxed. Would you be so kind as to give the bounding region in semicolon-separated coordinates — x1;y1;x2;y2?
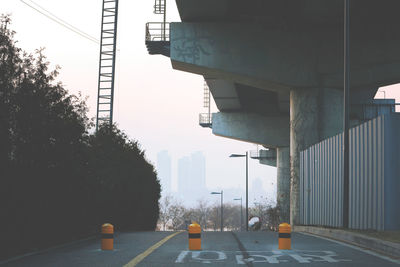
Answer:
1;231;399;266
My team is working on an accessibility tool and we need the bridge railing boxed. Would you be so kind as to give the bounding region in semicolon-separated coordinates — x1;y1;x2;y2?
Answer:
199;113;212;128
250;149;276;159
145;22;170;41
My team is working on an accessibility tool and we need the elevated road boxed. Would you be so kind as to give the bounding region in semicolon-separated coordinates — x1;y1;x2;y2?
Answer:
1;231;398;266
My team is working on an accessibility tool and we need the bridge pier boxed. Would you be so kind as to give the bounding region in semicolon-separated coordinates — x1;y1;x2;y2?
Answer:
289;88;343;226
277;147;290;223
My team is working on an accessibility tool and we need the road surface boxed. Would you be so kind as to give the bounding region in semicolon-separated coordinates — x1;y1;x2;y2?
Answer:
1;231;399;266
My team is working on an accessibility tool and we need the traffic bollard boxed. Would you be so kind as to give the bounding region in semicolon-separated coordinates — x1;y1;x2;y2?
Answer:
101;223;114;250
188;223;201;250
278;223;291;250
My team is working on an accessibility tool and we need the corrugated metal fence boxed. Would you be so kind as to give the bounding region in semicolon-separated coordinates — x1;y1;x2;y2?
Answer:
300;114;400;230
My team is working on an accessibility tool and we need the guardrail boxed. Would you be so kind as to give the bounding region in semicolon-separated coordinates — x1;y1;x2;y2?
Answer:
250;150;262;159
199;113;212;127
145;22;170;41
250;149;276;159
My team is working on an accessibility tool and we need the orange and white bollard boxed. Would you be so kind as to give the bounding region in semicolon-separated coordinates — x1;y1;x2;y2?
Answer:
278;223;291;250
188;223;201;250
101;223;114;250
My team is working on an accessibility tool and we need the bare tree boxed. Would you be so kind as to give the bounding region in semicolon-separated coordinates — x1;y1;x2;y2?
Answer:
192;199;209;229
208;204;220;231
158;195;173;230
250;196;279;231
157;197;251;232
169;200;186;230
222;203;241;231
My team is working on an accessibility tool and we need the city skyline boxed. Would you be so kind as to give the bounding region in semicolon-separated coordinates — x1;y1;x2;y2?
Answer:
156;150;274;207
177;151;207;206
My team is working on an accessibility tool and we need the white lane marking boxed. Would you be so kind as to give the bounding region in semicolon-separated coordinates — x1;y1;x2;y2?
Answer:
175;250;190;263
192;251;227;263
177;250;353;264
175;250;227;264
293;251;351;263
288;253;312;263
235;255;246;264
249;254;282;264
255;250;283;263
237;251;350;264
299;232;400;264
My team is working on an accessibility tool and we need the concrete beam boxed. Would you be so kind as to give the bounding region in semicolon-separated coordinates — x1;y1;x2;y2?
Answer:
171;22;313;92
205;79;241;111
171;23;400;90
212;112;289;148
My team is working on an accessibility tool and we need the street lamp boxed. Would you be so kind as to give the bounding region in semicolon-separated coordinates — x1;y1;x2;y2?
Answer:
379;90;386;99
211;191;223;232
233;197;243;231
343;0;350;229
230;152;249;231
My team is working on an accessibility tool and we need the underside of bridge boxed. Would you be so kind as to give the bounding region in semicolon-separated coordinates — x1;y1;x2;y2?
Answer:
147;0;400;226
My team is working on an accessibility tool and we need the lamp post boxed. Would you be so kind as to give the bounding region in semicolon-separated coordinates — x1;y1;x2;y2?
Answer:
211;191;223;232
380;90;386;99
230;152;248;231
234;197;243;231
343;0;350;229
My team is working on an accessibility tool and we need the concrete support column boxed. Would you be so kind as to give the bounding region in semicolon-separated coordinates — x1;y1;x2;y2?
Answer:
290;88;319;226
290;88;343;226
277;147;290;223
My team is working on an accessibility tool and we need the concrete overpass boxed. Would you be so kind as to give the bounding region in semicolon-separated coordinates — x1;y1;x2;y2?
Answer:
146;0;400;226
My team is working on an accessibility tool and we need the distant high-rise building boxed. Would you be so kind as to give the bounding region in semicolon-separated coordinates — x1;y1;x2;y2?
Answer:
178;156;191;195
191;151;206;190
177;152;207;205
157;150;172;193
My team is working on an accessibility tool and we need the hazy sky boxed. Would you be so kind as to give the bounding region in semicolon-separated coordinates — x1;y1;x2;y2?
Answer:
2;0;399;205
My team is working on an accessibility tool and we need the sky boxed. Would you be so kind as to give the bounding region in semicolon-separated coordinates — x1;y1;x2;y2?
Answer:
2;0;399;206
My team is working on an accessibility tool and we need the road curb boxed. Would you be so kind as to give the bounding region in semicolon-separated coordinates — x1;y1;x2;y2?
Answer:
294;225;400;259
0;235;98;265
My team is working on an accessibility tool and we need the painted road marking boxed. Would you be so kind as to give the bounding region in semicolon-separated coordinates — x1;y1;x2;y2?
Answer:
175;250;351;264
123;231;182;267
175;250;227;264
300;232;400;264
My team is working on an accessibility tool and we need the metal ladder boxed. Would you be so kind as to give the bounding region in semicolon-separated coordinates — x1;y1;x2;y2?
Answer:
154;0;165;14
96;0;119;131
204;80;210;110
153;0;167;41
199;80;212;127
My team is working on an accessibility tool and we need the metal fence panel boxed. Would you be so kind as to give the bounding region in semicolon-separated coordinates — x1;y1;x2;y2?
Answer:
300;114;399;230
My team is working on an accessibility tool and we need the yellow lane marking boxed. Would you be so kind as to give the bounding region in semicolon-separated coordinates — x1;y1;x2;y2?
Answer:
123;231;183;267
